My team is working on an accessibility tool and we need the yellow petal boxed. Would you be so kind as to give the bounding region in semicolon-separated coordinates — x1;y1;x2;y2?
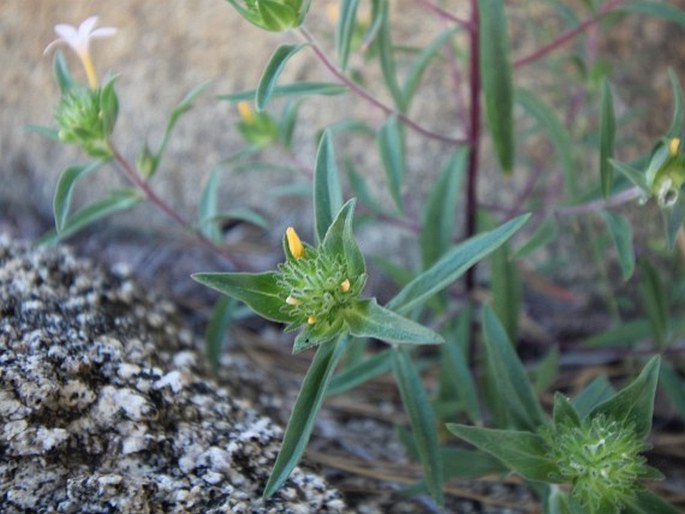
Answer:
307;315;317;325
340;279;351;292
286;227;305;259
237;101;256;124
669;137;681;156
285;295;301;306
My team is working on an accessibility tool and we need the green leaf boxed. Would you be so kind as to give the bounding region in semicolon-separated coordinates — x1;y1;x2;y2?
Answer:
152;81;211;177
25;124;60;141
205;297;236;373
599;78;617;198
623;489;681;514
258;0;298;31
662;200;685;250
421;148;467;269
99;77;119;137
442;448;508;479
513;215;557;260
263;336;348;497
191;271;292;324
293;317;345;353
639;258;669;348
388;214;530;315
534;345;560;393
199;166;223;243
588;355;661;439
321;199;365;278
489;240;521;342
377;0;404;108
445;424;557;482
480;0;514;173
327;348;393;396
573;375;615;420
582;319;651;348
278;100;300;149
618;1;685;29
53;50;76;93
336;0;360;70
218;82;348;102
53;161;105;232
345;159;384;215
601;211;635;280
660;361;685;422
402;29;455;112
666;68;684;140
393;347;444;507
610;159;650;194
345;299;444;345
37;189;141;245
552;392;581;428
313;130;343;243
378;115;405;212
437;306;481;423
256;44;307;111
516;88;573;195
482;306;545;430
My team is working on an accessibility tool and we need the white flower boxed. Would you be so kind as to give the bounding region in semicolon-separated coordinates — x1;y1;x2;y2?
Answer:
44;16;116;88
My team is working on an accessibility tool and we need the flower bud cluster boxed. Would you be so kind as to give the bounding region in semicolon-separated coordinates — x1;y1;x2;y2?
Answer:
277;227;365;329
543;415;653;512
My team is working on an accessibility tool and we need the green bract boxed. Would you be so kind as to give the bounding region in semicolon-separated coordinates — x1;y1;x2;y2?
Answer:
225;0;312;31
193;199;444;353
54;77;118;158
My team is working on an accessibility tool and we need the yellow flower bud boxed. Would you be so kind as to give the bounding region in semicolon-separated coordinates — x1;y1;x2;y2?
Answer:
307;315;317;325
237;101;256;124
286;227;305;259
285;295;301;306
340;279;351;292
669;138;681;156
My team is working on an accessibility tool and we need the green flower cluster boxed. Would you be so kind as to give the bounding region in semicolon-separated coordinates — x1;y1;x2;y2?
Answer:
54;78;118;158
543;414;659;512
225;0;312;31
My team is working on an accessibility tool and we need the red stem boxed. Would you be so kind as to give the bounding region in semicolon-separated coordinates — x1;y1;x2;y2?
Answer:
464;0;481;294
299;27;467;146
514;0;624;69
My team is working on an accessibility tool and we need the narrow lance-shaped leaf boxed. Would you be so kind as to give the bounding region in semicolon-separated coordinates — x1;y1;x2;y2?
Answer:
321;199;365;278
256;44;308;111
191;271;292;324
421;148;467;269
38;189;142;246
660;362;685;422
482;305;545;430
445;424;558;482
53;161;105;232
601;210;635;281
599;78;616;198
610;158;650;194
588;355;661;439
489;240;521;343
378;115;405;213
198;166;222;243
314;130;343;243
344;298;444;346
336;0;360;71
219;82;347;102
516;88;574;197
205;297;236;373
513;215;557;260
666;68;684;140
377;0;403;108
639;258;669;349
263;336;348;497
388;214;530;315
479;0;514;173
618;2;685;30
53;50;76;93
393;347;444;507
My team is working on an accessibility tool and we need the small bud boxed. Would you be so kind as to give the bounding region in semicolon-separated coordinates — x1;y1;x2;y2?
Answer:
340;279;351;292
669;137;681;156
286;227;305;259
237;101;256;125
307;315;317;325
285;295;301;306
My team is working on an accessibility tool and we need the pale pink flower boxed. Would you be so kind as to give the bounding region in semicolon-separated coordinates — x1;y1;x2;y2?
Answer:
44;16;116;88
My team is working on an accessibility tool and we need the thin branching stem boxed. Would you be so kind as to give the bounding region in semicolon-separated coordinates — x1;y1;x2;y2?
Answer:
298;26;467;146
514;0;624;69
415;0;472;30
109;143;243;268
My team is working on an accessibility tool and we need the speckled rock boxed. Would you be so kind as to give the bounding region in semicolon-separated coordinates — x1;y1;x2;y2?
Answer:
0;235;348;513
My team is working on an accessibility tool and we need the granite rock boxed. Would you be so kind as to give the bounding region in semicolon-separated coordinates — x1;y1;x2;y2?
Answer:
0;235;348;513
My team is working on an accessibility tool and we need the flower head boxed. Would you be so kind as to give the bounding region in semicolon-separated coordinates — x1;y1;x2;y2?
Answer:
44;16;116;89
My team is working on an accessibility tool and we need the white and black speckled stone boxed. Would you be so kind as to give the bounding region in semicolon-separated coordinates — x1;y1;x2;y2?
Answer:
0;236;348;513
